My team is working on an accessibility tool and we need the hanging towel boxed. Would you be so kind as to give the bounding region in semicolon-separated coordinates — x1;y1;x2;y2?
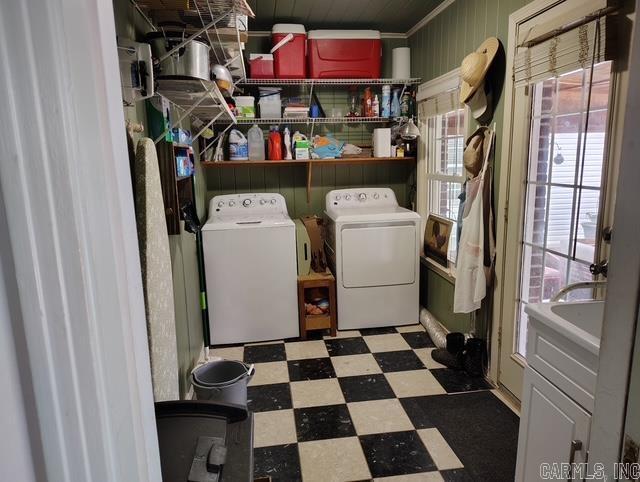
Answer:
134;138;179;401
454;129;495;314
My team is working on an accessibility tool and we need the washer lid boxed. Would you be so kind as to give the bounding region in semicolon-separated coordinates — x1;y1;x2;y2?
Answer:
203;213;293;231
325;205;420;224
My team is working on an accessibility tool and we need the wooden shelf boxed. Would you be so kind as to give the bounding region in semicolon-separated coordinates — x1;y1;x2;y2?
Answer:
238;78;421;86
201;156;416;167
202;157;416;203
229;116;396;125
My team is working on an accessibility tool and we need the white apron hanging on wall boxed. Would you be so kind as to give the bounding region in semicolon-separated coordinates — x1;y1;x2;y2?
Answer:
454;129;494;313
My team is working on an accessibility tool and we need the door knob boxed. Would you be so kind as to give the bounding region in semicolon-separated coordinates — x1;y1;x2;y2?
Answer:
589;260;608;278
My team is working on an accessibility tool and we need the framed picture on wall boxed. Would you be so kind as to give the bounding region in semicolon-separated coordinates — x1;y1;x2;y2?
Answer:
424;214;453;267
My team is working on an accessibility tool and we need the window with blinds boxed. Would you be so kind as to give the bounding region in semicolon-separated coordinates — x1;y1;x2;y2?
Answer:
513;0;621;88
419;84;466;264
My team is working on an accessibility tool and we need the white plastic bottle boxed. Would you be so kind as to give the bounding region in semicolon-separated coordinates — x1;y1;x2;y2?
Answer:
247;124;265;161
229;129;248;161
372;94;380;117
283;127;293;160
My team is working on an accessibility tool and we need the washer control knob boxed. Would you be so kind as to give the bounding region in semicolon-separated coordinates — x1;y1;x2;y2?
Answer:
335;194;341;201
358;193;367;202
228;200;235;207
242;198;251;207
270;198;277;205
373;192;380;200
217;201;225;207
260;199;267;205
345;194;351;201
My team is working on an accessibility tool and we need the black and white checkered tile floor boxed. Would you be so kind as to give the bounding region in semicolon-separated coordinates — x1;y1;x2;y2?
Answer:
210;324;520;481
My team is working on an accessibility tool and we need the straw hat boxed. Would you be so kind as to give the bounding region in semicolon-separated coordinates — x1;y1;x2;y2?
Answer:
460;37;499;104
464;127;493;177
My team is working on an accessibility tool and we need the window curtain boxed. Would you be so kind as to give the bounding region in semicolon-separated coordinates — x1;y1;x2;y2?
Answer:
513;0;619;87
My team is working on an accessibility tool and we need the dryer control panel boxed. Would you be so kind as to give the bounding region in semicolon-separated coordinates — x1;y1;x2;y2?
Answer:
326;188;398;208
209;193;289;214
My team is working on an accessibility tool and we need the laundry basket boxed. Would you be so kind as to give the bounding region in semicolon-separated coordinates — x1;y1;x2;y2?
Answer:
192;360;255;408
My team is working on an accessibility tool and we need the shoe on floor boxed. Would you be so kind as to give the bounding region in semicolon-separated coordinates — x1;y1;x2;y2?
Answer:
431;347;463;370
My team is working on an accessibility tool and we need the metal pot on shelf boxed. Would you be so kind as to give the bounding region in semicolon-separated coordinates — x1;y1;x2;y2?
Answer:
146;23;210;81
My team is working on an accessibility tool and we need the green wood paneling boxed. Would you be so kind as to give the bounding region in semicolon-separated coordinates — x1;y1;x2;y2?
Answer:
409;0;536;332
115;0;207;396
422;267;473;334
206;162;412;218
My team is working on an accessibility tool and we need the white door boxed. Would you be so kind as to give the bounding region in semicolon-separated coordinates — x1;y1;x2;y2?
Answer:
516;367;591;481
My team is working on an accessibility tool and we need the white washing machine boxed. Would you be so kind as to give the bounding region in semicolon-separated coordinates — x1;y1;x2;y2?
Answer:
325;188;421;330
202;193;298;345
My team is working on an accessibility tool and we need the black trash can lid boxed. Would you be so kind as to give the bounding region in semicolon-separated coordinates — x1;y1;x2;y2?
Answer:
155;401;251;482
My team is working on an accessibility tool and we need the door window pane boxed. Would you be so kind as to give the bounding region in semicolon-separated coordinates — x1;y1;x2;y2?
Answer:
515;62;612;357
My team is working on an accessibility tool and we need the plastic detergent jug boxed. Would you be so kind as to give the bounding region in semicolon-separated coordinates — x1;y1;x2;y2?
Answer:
293;131;310;160
268;126;283;160
248;124;265;161
229;129;248;160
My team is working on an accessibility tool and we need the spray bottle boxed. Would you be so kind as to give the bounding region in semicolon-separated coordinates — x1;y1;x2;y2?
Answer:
283;127;293;160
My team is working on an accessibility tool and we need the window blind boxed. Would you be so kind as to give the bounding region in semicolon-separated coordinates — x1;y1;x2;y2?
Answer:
419;87;461;118
513;0;618;87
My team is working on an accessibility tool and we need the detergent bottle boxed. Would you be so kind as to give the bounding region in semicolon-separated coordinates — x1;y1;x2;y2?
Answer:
292;131;310;159
268;126;283;160
248;124;265;160
228;129;248;161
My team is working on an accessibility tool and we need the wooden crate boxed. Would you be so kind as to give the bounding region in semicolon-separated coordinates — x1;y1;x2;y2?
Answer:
297;270;337;339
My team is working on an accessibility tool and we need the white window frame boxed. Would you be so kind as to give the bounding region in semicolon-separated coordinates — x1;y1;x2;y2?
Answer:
417;68;469;279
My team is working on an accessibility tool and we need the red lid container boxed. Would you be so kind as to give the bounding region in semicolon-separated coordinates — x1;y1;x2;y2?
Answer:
271;24;307;79
308;30;382;79
249;53;275;79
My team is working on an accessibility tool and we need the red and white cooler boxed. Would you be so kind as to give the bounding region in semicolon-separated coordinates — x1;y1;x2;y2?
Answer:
307;30;382;79
249;53;275;79
271;24;307;79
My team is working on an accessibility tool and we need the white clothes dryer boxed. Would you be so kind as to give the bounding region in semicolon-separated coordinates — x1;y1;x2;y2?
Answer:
325;188;421;330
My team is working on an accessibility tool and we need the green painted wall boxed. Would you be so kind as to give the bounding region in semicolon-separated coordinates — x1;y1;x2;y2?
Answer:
205;162;414;218
409;0;534;334
113;0;204;399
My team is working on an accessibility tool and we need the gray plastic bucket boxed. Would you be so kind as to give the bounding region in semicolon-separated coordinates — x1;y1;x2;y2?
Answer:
191;360;254;407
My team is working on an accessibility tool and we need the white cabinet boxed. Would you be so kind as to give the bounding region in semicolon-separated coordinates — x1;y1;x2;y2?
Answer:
516;366;591;481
